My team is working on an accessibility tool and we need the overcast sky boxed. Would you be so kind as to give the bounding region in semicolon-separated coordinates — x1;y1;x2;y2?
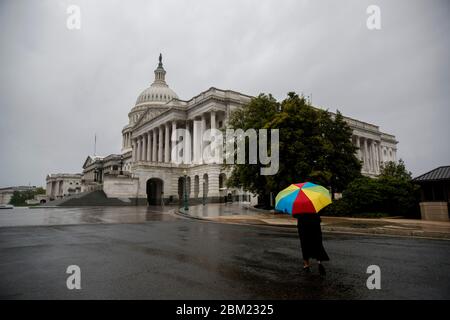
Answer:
0;0;448;188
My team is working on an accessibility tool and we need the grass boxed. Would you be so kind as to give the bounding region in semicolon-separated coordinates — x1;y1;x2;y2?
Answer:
321;212;392;218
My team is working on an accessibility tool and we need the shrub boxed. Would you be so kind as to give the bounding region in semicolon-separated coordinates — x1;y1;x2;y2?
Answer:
322;176;420;218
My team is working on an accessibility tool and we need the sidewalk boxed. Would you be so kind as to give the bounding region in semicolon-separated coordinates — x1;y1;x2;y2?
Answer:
178;203;450;240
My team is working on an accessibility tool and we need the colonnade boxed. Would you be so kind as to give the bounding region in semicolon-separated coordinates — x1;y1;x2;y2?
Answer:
130;110;219;164
354;136;396;175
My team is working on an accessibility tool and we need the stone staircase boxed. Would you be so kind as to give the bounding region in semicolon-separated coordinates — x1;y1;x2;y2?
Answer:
42;190;141;207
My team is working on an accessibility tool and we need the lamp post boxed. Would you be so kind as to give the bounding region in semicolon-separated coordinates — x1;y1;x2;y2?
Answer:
202;182;206;206
183;169;189;211
119;155;124;175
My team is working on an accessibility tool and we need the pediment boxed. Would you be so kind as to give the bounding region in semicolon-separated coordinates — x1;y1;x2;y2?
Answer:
82;156;93;169
134;107;169;127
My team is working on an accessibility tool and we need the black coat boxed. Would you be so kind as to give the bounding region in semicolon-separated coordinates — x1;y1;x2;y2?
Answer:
296;214;329;261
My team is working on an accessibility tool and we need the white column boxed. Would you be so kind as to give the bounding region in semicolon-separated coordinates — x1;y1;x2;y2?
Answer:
184;122;191;164
158;126;163;162
131;139;136;162
371;141;376;173
200;114;206;163
363;138;368;171
372;141;376;173
355;136;361;160
171;121;177;163
210;110;216;130
373;141;377;173
137;137;142;161
147;132;151;162
152;128;157;161
142;135;147;161
165;123;170;163
375;141;380;173
193;119;199;164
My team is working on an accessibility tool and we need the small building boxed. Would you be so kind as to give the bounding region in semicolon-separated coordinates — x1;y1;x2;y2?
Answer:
46;174;82;200
413;166;450;221
26;194;48;205
0;186;38;205
81;154;131;192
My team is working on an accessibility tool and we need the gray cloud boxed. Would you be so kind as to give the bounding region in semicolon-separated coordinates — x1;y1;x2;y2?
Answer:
0;0;449;187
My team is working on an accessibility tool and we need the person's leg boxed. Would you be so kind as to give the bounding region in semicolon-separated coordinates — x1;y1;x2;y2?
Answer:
303;259;311;273
318;260;326;276
303;259;310;267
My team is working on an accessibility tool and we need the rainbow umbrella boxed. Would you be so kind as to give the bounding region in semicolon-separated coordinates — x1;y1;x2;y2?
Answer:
275;182;331;215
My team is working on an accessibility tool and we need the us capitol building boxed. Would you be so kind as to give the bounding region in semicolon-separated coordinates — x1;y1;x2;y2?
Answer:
47;54;397;204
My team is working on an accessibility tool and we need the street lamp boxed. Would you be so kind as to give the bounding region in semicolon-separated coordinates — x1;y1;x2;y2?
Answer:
183;169;189;211
119;155;124;175
202;182;206;206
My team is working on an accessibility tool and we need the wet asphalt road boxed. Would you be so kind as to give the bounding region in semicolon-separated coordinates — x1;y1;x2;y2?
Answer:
0;207;449;299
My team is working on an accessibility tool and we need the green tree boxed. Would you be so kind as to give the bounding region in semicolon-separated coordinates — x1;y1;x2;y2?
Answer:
9;190;35;206
318;110;362;198
227;92;361;207
226;93;280;206
379;159;412;181
8;187;46;206
323;159;420;218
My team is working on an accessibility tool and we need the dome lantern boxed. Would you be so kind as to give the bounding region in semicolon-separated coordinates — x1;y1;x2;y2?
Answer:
135;53;178;106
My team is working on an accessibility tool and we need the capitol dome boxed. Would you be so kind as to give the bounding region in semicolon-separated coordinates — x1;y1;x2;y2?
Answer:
135;54;178;105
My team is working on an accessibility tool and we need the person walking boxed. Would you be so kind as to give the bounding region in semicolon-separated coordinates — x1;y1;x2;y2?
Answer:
296;213;329;275
275;182;332;276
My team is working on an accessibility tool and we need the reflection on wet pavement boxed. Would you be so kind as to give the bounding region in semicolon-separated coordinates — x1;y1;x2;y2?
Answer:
0;206;178;227
182;203;260;218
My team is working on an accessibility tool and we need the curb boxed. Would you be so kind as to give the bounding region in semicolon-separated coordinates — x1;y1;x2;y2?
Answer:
176;208;450;240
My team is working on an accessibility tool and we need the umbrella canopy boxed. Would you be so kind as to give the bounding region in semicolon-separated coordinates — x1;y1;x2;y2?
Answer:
275;182;331;215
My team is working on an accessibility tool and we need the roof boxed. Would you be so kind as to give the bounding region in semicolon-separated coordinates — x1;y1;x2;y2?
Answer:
413;166;450;182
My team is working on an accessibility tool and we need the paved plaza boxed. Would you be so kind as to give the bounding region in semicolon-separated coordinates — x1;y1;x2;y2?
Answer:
0;206;449;299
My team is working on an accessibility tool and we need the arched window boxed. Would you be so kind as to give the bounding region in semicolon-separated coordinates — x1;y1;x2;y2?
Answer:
219;173;227;189
194;175;199;198
203;174;209;198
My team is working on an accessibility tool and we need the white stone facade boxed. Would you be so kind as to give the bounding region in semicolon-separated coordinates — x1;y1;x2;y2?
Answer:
347;118;398;177
112;55;398;203
46;173;82;200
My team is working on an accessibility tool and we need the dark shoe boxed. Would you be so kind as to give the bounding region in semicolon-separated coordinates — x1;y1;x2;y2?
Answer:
303;266;311;273
318;264;326;276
